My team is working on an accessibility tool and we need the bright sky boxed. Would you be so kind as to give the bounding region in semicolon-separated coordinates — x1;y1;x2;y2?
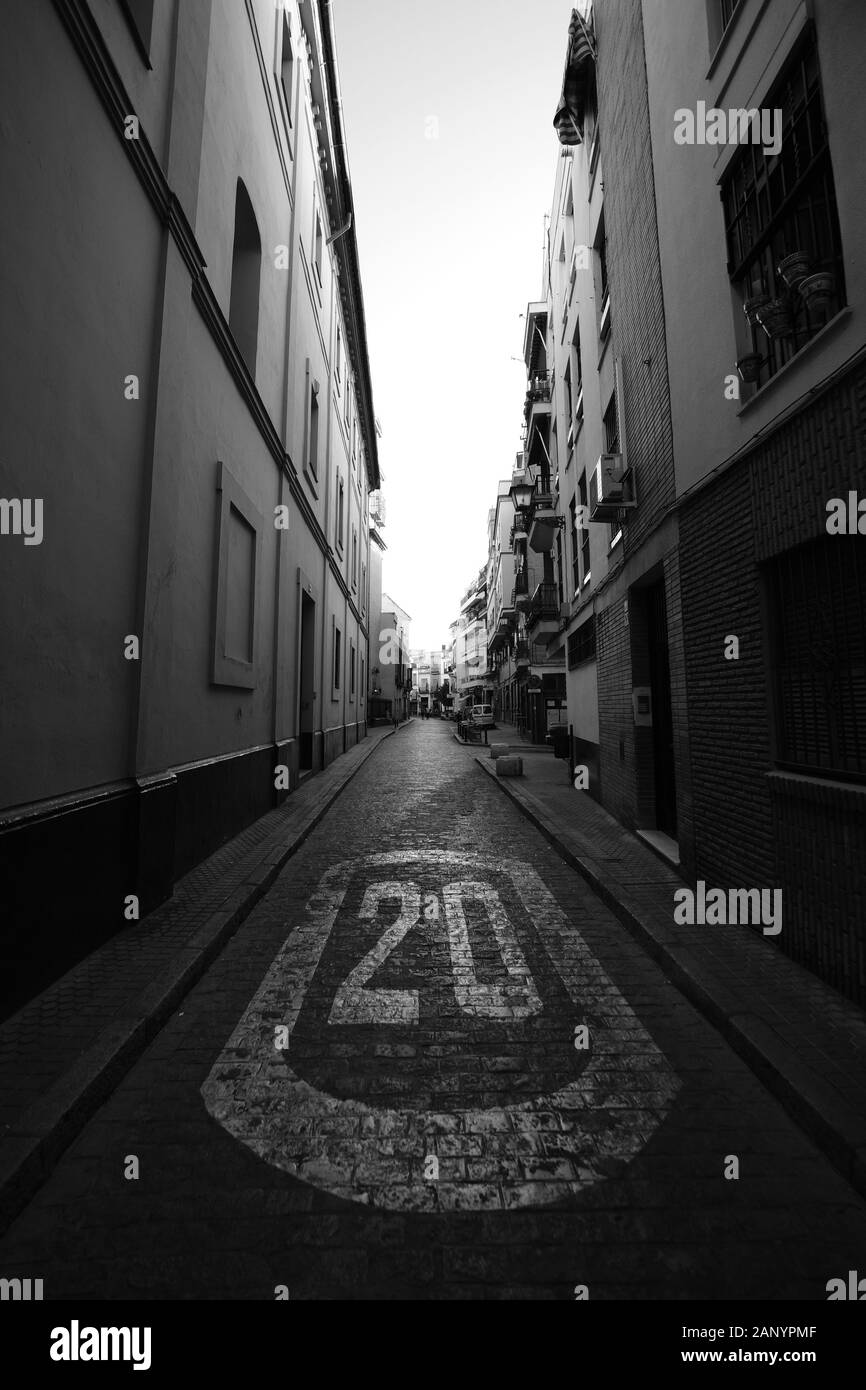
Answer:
332;0;574;650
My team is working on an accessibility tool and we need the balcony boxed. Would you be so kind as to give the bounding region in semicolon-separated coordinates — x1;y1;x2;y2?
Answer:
526;582;560;638
527;494;559;553
515;641;531;668
523;372;553;424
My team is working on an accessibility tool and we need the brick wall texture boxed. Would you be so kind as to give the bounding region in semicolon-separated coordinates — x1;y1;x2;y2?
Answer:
679;357;866;1005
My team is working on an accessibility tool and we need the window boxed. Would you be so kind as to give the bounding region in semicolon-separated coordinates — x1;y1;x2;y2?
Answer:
350;642;356;699
555;529;565;608
351;527;358;590
278;8;293;130
335;325;342;384
344;379;351;434
604;390;619;454
308;379;319;479
567;616;596;669
569;498;580;595
719;0;740;32
564;361;573;430
604;392;622;547
212;463;262;690
596;214;610;337
361;657;365;705
578;470;591;581
336;476;345;550
573;321;583;395
766;537;865;779
313;206;323;282
361;562;367;616
229;179;261;377
722;30;845;384
119;0;155;61
333;625;342;693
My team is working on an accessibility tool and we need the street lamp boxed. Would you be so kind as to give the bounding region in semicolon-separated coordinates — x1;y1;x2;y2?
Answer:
509;471;535;514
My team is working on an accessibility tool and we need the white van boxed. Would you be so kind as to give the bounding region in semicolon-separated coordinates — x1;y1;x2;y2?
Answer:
467;704;495;729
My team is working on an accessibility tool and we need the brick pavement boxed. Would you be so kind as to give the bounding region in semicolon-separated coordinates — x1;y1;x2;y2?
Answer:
0;718;865;1299
0;722;401;1224
469;741;866;1194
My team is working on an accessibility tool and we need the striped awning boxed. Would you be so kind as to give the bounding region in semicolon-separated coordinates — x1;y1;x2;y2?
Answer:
553;8;597;146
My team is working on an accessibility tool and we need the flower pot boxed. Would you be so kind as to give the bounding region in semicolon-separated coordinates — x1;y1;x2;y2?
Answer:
799;271;836;307
777;252;811;291
755;296;794;339
737;353;764;384
743;293;770;326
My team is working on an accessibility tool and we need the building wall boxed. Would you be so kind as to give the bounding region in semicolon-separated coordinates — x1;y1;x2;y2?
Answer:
589;0;686;838
643;0;866;1000
643;0;866;498
0;0;378;1015
679;358;866;1003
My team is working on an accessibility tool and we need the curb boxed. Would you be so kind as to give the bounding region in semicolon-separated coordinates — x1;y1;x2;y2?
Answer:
474;754;866;1201
0;727;400;1234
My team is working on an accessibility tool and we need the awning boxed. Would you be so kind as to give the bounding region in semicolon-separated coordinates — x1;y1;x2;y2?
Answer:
553;8;597;146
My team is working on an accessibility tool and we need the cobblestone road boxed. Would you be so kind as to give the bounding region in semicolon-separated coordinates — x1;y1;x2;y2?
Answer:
2;720;865;1299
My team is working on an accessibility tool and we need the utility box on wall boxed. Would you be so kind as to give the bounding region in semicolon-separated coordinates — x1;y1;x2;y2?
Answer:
632;687;652;726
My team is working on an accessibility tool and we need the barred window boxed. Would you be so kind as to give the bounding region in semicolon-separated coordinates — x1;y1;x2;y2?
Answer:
766;537;866;779
568;616;596;669
722;28;846;384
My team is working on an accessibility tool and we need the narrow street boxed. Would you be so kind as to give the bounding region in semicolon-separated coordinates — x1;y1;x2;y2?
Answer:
1;720;864;1301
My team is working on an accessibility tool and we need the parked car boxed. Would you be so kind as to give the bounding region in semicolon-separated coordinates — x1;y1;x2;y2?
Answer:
467;704;495;729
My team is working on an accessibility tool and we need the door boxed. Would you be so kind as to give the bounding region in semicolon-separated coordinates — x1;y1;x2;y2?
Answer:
646;580;677;838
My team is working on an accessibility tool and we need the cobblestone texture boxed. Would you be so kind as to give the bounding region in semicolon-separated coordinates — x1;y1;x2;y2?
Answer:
1;720;865;1299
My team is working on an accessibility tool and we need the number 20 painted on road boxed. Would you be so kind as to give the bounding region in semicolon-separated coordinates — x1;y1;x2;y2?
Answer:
327;879;542;1026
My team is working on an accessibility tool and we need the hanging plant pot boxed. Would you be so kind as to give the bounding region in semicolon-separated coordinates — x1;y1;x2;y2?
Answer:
799;271;836;307
736;353;764;384
743;293;770;326
777;252;812;291
755;296;794;339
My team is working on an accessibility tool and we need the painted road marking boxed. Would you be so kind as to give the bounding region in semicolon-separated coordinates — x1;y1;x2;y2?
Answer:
329;881;422;1025
201;850;681;1210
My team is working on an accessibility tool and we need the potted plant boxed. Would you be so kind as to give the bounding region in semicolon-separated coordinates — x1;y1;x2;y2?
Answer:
755;295;794;339
737;353;764;384
777;251;811;291
743;291;770;326
799;270;836;307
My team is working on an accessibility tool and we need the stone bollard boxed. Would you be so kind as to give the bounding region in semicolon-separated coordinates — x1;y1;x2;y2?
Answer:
495;756;523;777
489;743;509;759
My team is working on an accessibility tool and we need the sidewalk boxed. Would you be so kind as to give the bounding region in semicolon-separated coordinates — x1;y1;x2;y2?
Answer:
0;720;410;1230
474;749;866;1199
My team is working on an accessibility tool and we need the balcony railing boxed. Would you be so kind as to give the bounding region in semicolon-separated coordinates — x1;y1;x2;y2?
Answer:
523;373;553;423
527;582;560;626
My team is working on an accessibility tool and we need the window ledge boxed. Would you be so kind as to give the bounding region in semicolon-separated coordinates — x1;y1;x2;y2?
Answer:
304;464;319;498
766;768;866;805
737;307;851;416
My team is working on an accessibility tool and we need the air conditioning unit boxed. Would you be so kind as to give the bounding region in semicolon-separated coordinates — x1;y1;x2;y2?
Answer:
589;453;635;521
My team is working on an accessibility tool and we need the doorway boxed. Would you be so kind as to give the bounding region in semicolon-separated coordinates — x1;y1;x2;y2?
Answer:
646;580;677;838
298;592;315;771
